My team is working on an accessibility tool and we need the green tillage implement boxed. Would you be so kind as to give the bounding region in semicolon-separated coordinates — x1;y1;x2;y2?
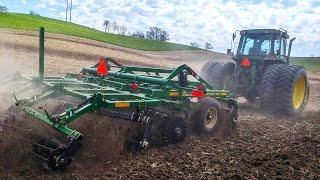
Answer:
11;28;238;170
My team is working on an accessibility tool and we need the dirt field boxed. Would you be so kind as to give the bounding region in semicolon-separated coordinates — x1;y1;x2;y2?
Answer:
0;29;319;179
0;29;230;75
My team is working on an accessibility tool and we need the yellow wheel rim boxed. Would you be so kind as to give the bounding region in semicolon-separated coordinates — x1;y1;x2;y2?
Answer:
292;76;306;109
205;107;218;129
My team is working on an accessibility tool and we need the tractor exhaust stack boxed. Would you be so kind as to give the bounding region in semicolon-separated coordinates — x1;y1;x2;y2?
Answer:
287;37;296;60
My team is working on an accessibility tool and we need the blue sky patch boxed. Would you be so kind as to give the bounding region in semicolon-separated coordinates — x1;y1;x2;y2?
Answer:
1;0;319;56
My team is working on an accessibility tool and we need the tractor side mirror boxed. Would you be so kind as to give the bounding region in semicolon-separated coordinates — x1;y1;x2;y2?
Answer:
232;33;236;41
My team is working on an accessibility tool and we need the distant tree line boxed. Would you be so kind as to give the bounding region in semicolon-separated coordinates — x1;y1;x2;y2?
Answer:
102;20;170;42
190;42;200;48
103;19;215;47
204;42;213;50
0;5;8;12
103;20;128;35
130;27;170;41
131;31;145;38
145;27;169;41
0;6;40;16
29;10;40;16
190;41;214;50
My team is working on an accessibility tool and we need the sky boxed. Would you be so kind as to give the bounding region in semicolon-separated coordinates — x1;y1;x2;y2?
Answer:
1;0;320;56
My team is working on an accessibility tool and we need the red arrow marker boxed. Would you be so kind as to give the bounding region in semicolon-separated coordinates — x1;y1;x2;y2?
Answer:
97;57;108;77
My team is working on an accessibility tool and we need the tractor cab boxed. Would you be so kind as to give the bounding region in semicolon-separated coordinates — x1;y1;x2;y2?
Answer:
234;29;294;64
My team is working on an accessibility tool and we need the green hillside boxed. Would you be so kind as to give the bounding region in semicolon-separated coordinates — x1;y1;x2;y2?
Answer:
0;13;197;51
291;57;320;72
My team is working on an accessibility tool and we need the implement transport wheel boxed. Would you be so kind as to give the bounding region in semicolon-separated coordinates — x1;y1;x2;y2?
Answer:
191;97;222;134
259;64;286;114
200;60;235;90
163;117;187;144
275;65;309;116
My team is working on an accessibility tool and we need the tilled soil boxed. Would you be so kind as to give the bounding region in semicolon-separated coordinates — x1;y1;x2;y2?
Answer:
0;29;319;179
0;81;318;179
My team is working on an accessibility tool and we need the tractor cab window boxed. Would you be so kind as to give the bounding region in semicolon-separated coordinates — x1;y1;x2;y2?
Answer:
274;39;280;55
274;38;287;56
237;33;271;56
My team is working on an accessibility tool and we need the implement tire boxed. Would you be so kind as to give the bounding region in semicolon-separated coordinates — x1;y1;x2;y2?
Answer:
259;64;286;114
274;65;309;116
200;61;235;90
190;97;222;134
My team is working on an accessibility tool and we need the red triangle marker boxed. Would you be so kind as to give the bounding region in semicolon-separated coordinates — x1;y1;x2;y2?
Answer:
97;57;108;76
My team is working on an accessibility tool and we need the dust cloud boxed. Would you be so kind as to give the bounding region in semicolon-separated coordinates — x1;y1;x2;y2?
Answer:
0;46;20;114
0;31;20;83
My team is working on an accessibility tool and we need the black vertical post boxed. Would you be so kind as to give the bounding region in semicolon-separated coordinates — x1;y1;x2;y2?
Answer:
39;27;45;81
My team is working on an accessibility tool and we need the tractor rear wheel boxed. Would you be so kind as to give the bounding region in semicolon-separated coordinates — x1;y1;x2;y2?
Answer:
274;65;309;116
200;61;235;90
259;64;286;114
191;97;222;134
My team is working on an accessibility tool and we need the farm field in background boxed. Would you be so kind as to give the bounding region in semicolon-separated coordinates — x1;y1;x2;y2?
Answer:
0;13;197;51
291;57;320;72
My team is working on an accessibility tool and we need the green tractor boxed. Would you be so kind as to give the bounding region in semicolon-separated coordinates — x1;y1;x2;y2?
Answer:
200;29;309;116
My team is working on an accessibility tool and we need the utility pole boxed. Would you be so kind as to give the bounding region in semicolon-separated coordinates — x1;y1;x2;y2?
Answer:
69;0;72;23
65;0;68;22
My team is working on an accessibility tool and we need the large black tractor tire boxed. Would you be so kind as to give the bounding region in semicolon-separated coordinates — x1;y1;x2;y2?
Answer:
259;64;286;114
274;65;309;116
190;97;222;134
200;60;235;90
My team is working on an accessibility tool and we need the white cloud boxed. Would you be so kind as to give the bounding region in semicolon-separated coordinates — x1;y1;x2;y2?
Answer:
36;0;320;56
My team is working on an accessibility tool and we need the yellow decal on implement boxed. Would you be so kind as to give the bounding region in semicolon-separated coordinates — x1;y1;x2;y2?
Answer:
115;102;130;108
206;92;228;96
169;91;179;97
221;92;228;96
206;92;215;96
